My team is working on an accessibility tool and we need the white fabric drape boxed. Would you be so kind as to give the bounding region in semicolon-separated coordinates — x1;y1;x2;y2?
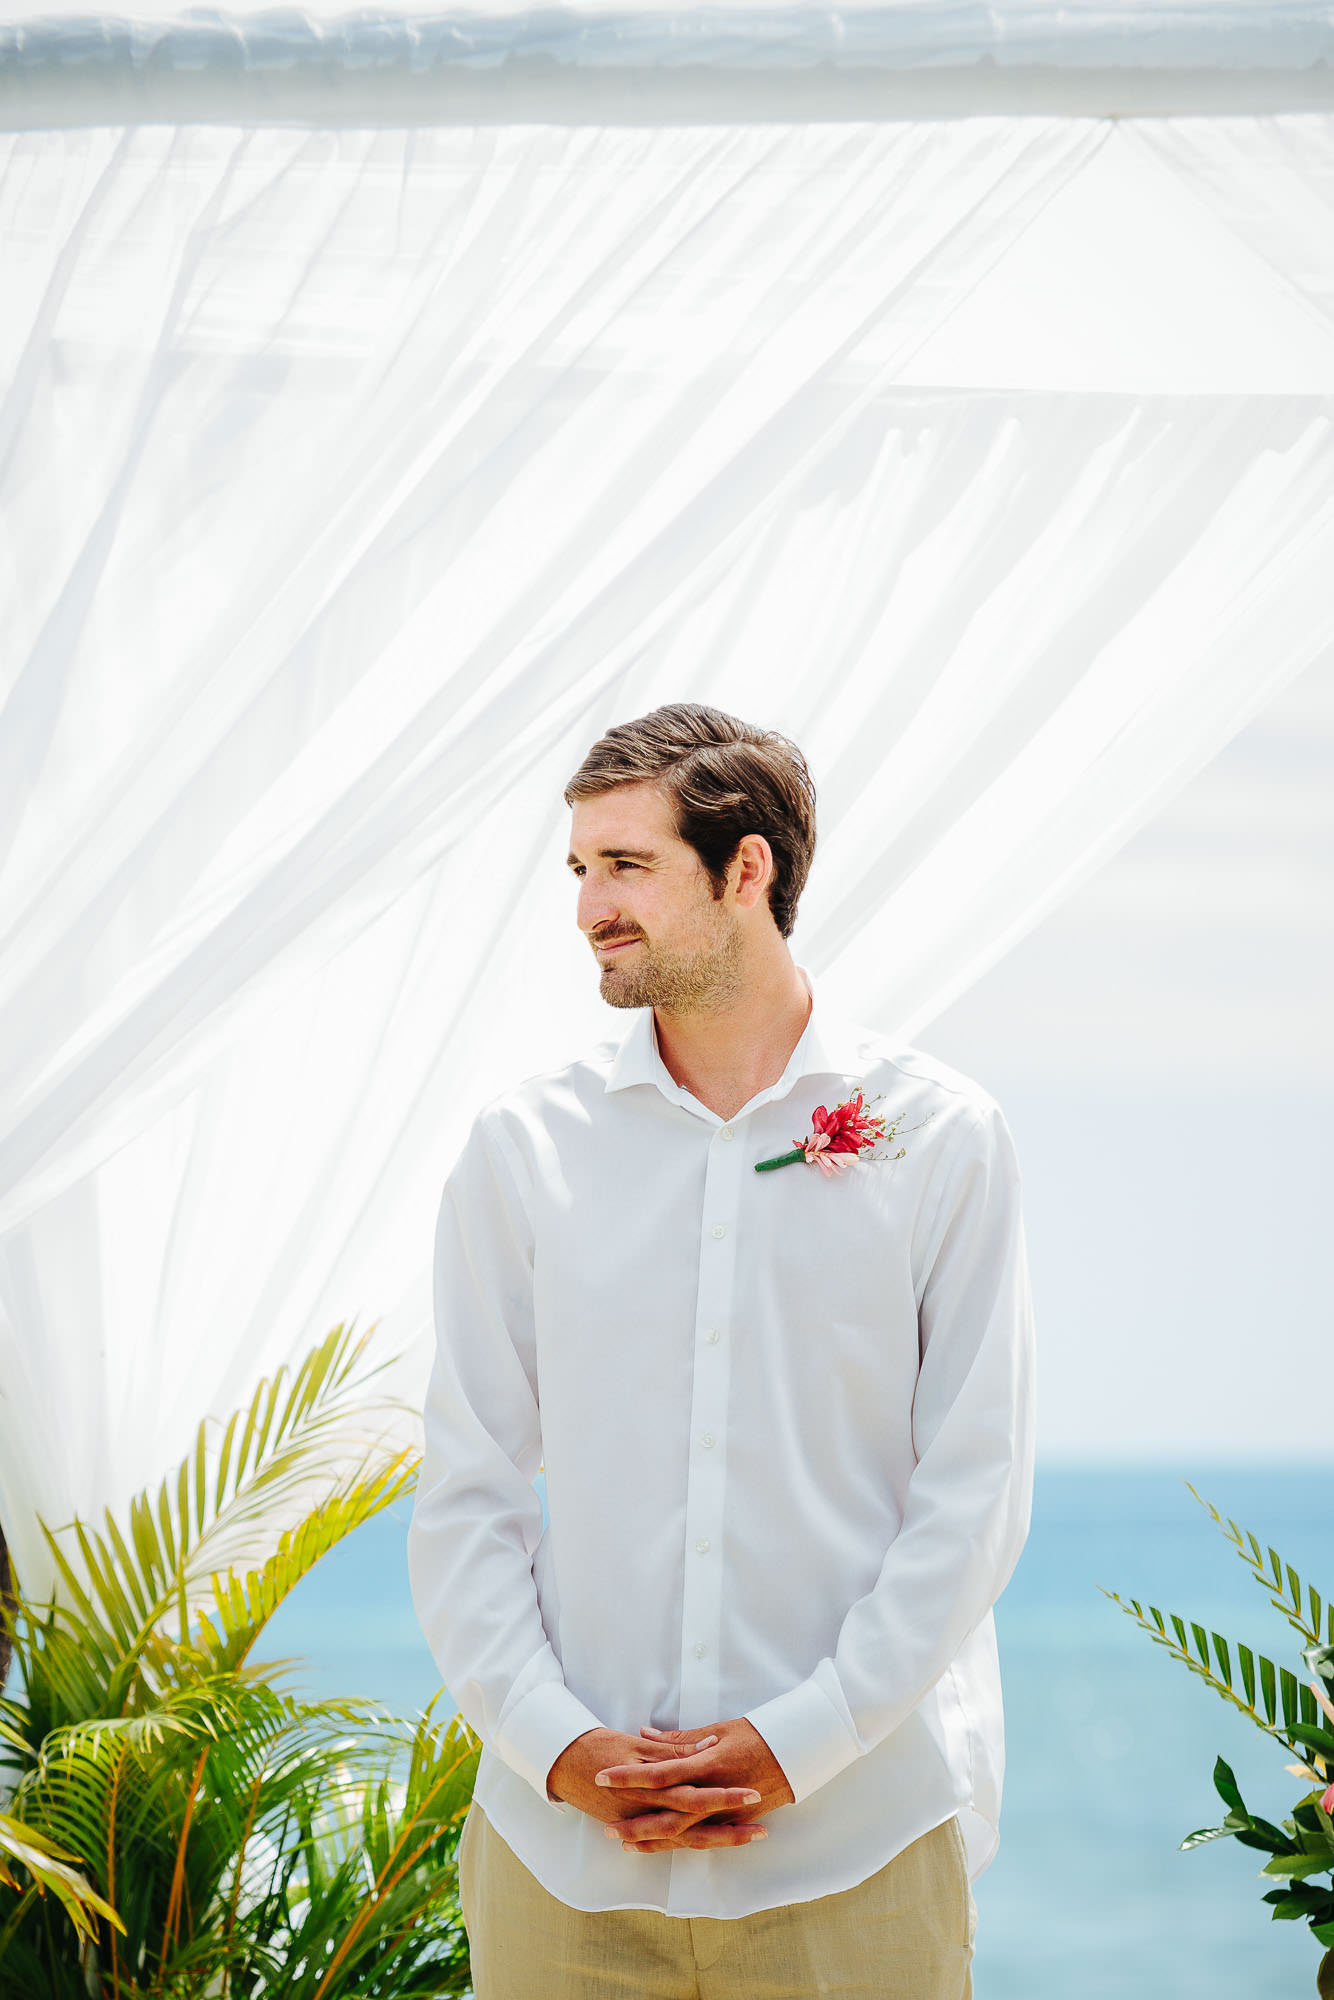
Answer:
3;109;1333;1596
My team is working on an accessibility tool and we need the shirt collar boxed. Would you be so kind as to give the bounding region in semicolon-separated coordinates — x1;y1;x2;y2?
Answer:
603;966;868;1108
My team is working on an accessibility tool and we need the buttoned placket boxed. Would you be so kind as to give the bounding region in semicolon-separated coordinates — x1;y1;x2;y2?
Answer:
658;1066;810;1911
676;1112;742;1734
604;991;865;1907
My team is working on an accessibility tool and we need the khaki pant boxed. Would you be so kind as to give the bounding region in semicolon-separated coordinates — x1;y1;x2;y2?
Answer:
458;1802;977;1999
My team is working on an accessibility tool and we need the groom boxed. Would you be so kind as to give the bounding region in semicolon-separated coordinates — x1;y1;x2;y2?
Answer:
408;701;1036;1998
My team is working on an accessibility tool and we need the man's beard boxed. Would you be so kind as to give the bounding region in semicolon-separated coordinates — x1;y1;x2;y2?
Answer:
599;907;745;1014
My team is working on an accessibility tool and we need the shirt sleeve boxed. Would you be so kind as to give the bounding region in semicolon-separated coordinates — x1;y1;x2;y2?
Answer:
741;1098;1037;1805
406;1104;606;1810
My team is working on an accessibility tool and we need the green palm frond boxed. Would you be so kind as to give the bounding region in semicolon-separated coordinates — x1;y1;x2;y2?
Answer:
1109;1486;1334;1983
193;1450;418;1675
0;1326;478;1998
9;1322;418;1727
0;1812;123;1944
0;1711;33;1766
8;1671;416;1985
1184;1481;1334;1652
155;1698;477;1997
1098;1589;1331;1765
295;1705;480;2000
12;1679;278;1903
402;1690;481;1836
17;1675;389;1857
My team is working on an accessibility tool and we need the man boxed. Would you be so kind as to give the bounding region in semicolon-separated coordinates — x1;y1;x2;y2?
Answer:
407;701;1037;1998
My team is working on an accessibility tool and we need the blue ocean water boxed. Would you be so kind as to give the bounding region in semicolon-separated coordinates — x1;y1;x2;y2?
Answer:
254;1465;1334;1998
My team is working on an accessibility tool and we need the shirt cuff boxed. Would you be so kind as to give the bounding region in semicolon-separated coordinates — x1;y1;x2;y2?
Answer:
492;1682;607;1811
743;1675;865;1806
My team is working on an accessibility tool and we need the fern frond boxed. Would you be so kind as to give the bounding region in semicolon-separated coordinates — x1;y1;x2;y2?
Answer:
1098;1589;1319;1751
1184;1482;1331;1649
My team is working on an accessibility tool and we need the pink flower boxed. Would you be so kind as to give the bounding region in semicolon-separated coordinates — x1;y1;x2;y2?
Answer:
798;1092;889;1171
801;1130;848;1177
755;1086;915;1177
1322;1779;1334;1816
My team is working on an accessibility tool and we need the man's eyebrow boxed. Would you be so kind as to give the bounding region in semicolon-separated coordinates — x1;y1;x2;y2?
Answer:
565;846;659;869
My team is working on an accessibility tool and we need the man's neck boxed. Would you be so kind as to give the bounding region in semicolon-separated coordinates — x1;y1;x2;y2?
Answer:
651;960;814;1123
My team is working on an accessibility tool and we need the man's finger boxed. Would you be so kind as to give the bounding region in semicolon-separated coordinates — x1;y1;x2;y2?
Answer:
678;1822;769;1849
605;1785;761;1820
662;1784;762;1812
623;1822;769;1854
595;1751;718;1789
633;1731;718;1760
604;1809;699;1842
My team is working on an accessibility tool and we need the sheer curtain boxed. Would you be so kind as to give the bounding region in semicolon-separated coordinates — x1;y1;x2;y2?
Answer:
3;90;1333;1594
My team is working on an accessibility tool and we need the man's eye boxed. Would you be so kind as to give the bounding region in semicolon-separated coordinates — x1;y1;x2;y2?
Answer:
570;862;636;877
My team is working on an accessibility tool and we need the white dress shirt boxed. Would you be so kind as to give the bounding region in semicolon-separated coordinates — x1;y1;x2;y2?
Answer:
407;967;1037;1919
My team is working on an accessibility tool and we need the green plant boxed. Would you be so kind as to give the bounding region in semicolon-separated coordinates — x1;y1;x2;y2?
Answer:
0;1807;123;1945
1103;1482;1334;1998
0;1323;480;1998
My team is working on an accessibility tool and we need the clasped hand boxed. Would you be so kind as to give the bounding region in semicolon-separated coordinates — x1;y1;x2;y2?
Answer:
547;1718;794;1853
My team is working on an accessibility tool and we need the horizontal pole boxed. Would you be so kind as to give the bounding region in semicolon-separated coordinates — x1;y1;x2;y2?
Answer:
3;9;1334;129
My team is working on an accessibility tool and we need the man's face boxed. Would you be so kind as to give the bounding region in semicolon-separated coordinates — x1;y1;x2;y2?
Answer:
567;781;746;1013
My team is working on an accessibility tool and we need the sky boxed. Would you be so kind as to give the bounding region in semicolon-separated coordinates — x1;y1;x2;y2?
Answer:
915;647;1333;1463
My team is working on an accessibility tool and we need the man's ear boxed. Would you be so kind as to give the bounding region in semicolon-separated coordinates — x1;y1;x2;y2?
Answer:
731;833;774;911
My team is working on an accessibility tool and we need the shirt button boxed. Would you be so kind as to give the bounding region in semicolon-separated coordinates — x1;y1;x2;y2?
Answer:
711;1224;726;1239
693;1642;708;1658
719;1127;734;1142
700;1432;716;1448
703;1328;720;1344
695;1538;711;1554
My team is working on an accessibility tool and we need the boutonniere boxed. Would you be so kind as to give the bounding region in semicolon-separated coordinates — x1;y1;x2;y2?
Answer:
754;1091;933;1178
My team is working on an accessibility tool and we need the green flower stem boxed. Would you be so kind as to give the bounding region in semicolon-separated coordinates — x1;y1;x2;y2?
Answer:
754;1149;806;1172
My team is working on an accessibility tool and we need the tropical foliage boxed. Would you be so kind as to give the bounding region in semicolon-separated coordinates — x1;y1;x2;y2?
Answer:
0;1323;479;1998
1104;1482;1334;1998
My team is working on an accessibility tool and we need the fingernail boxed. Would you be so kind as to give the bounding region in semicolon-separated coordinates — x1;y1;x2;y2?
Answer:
698;1735;718;1747
752;1829;767;1838
595;1774;610;1785
741;1791;761;1803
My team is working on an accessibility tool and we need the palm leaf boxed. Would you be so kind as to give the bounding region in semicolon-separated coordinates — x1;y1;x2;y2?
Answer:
0;1811;123;1943
1184;1482;1334;1651
192;1453;418;1674
13;1323;417;1723
295;1705;480;1999
9;1670;411;1987
0;1327;479;1997
1098;1590;1324;1757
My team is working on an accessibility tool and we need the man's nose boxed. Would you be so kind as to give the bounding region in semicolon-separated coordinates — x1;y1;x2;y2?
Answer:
578;885;622;937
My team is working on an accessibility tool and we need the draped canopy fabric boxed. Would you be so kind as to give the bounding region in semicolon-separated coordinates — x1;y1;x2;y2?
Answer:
3;4;1334;1598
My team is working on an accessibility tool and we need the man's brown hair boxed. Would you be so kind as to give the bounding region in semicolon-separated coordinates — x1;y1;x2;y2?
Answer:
563;702;817;940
